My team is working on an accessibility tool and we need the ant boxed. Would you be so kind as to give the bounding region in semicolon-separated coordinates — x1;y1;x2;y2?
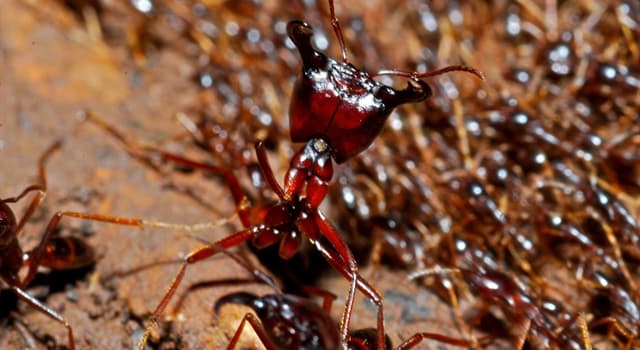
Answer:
200;234;471;350
0;140;147;350
216;282;472;350
1;138;218;349
410;265;590;350
85;0;483;348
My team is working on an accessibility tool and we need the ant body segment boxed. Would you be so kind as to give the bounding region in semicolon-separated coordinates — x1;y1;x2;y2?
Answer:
206;239;471;350
1;139;217;349
85;0;482;348
216;283;472;350
0;141;148;350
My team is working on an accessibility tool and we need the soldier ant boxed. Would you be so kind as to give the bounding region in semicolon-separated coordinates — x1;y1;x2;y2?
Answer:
85;0;482;348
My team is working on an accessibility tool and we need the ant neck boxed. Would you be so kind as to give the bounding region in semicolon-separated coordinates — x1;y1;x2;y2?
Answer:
283;138;334;208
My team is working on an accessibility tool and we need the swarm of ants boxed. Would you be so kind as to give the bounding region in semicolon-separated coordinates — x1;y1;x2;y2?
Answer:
2;0;639;349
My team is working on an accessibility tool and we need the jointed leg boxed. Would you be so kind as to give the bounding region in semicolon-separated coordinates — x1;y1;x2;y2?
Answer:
396;332;471;350
312;236;384;350
22;211;144;287
137;229;253;350
186;233;281;293
22;210;228;288
83;111;253;227
313;210;376;350
9;139;63;234
254;140;285;199
10;285;76;350
226;313;278;350
301;285;337;313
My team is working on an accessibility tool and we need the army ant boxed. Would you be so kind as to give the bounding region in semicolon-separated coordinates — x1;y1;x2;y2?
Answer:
85;0;482;348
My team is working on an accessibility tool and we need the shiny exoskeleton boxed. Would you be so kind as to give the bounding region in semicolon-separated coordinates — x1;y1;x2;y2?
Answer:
1;140;148;350
85;0;482;349
211;246;471;350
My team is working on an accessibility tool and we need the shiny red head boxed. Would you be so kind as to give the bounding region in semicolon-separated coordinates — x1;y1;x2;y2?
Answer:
287;21;431;163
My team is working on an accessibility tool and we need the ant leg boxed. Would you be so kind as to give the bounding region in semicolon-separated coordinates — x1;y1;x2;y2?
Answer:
310;212;385;350
186;233;281;293
1;185;42;204
395;332;471;350
313;210;365;349
327;0;348;62
21;209;224;288
254;140;285;199
155;151;251;224
10;140;63;233
408;266;480;348
300;285;337;313
373;66;485;81
314;240;383;350
83;111;253;227
225;313;278;350
14;189;47;234
9;284;76;350
137;228;253;350
576;313;592;350
515;318;531;350
591;316;636;348
21;211;144;287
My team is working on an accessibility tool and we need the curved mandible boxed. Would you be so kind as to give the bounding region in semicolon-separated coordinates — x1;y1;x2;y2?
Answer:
287;20;328;71
374;77;432;109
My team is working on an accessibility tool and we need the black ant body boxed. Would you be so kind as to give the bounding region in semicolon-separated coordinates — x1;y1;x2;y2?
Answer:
85;0;482;348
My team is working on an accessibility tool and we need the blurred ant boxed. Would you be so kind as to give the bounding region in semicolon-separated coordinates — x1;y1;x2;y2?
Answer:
587;284;640;348
85;0;482;348
410;266;590;350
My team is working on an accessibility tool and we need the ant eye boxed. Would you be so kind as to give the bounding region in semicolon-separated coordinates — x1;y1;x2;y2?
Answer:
0;206;15;228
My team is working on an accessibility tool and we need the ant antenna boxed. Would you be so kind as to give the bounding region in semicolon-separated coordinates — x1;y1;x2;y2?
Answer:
375;65;485;81
328;0;348;62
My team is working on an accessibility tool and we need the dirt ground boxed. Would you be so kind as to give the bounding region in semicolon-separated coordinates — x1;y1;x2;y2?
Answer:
0;1;467;349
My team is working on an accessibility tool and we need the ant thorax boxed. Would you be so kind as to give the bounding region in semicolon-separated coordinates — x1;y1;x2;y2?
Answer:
283;137;334;208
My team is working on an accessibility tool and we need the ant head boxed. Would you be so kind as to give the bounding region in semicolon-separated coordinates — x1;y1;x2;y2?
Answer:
0;201;16;239
287;21;431;163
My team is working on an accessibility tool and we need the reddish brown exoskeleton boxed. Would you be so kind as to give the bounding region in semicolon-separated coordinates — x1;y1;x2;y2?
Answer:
1;137;217;349
0;140;161;350
85;1;482;348
205;238;472;350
